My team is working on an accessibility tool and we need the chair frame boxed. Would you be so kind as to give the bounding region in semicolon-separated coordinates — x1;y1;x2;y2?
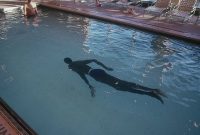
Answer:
166;0;198;23
143;0;171;17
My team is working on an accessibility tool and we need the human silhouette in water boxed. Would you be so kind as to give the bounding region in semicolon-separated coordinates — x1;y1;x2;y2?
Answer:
64;57;167;103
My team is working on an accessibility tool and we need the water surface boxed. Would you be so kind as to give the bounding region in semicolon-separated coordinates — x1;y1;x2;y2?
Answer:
0;8;200;135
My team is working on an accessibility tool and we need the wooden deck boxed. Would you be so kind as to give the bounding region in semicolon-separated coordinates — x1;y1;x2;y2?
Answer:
39;1;200;43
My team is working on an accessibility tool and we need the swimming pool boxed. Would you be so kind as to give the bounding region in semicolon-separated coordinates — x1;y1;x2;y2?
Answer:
0;7;200;135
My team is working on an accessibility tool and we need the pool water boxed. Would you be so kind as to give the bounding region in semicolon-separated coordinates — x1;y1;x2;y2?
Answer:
0;8;200;135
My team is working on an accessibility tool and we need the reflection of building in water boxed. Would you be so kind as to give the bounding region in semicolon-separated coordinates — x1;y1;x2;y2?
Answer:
0;12;7;40
82;21;113;54
143;36;174;87
35;8;90;49
82;20;136;59
0;9;22;40
64;15;90;51
74;17;90;44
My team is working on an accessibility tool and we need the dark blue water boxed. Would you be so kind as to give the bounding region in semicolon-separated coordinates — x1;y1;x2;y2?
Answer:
0;8;200;135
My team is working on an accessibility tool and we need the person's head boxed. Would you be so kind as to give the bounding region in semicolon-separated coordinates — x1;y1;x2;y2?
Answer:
64;57;72;64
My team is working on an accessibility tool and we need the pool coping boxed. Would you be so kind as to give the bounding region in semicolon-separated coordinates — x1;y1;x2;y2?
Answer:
0;97;37;135
39;1;200;43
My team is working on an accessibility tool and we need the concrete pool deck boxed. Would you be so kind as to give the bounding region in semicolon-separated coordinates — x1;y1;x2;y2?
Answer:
38;1;200;43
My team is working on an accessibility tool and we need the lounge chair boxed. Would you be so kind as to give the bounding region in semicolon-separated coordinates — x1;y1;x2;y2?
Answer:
167;0;197;23
161;0;180;17
102;0;133;9
115;0;135;8
169;0;180;9
144;0;171;17
127;0;155;13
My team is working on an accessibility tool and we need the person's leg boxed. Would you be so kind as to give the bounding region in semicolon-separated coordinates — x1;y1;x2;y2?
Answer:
118;81;166;104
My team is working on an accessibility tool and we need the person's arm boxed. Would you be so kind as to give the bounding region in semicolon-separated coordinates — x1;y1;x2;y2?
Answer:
78;73;95;97
92;59;113;71
78;59;113;71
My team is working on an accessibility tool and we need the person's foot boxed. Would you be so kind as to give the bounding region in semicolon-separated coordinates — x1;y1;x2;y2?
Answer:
153;89;167;98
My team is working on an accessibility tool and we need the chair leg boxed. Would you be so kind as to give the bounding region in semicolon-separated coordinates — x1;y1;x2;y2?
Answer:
143;10;146;17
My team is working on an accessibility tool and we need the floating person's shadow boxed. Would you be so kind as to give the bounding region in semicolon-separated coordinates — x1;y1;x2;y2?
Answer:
64;57;167;104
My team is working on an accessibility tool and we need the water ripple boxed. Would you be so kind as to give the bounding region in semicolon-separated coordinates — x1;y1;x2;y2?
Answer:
1;7;199;108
